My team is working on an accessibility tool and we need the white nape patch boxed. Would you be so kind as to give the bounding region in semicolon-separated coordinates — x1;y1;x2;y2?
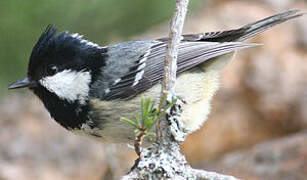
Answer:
71;33;83;39
70;33;105;49
39;70;91;104
80;39;104;49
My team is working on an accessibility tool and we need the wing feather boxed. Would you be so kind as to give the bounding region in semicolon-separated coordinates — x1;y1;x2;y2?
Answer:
100;41;256;100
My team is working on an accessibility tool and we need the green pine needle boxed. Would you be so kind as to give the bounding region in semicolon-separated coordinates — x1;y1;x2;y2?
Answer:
120;96;177;142
120;117;137;128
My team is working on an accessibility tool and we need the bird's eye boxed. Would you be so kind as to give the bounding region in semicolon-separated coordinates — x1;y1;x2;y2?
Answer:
46;65;58;76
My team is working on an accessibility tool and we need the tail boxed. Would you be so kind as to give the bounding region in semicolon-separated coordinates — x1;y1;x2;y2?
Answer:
180;10;305;42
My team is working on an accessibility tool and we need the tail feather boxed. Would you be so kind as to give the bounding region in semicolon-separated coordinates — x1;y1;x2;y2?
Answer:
237;10;304;41
178;10;304;43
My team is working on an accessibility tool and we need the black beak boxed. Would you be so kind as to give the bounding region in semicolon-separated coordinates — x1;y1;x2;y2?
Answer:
8;77;36;90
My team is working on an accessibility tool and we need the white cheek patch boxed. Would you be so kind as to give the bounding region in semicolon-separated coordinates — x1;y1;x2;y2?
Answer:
39;70;91;104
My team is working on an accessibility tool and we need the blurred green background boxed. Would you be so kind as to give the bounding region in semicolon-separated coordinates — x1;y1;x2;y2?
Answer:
0;0;203;96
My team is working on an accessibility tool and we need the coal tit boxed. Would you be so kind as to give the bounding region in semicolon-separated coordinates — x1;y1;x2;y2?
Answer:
8;10;303;143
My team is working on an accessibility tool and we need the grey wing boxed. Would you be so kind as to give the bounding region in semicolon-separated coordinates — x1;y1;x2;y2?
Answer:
89;40;158;99
91;40;255;101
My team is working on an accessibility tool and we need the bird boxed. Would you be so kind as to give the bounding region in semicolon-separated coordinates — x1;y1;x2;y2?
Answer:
8;10;304;143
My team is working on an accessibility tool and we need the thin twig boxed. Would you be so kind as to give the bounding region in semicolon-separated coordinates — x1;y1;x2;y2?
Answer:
159;0;189;139
161;0;189;96
134;127;146;156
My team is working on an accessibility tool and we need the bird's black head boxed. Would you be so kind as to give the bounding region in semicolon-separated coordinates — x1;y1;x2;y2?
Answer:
9;25;107;129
